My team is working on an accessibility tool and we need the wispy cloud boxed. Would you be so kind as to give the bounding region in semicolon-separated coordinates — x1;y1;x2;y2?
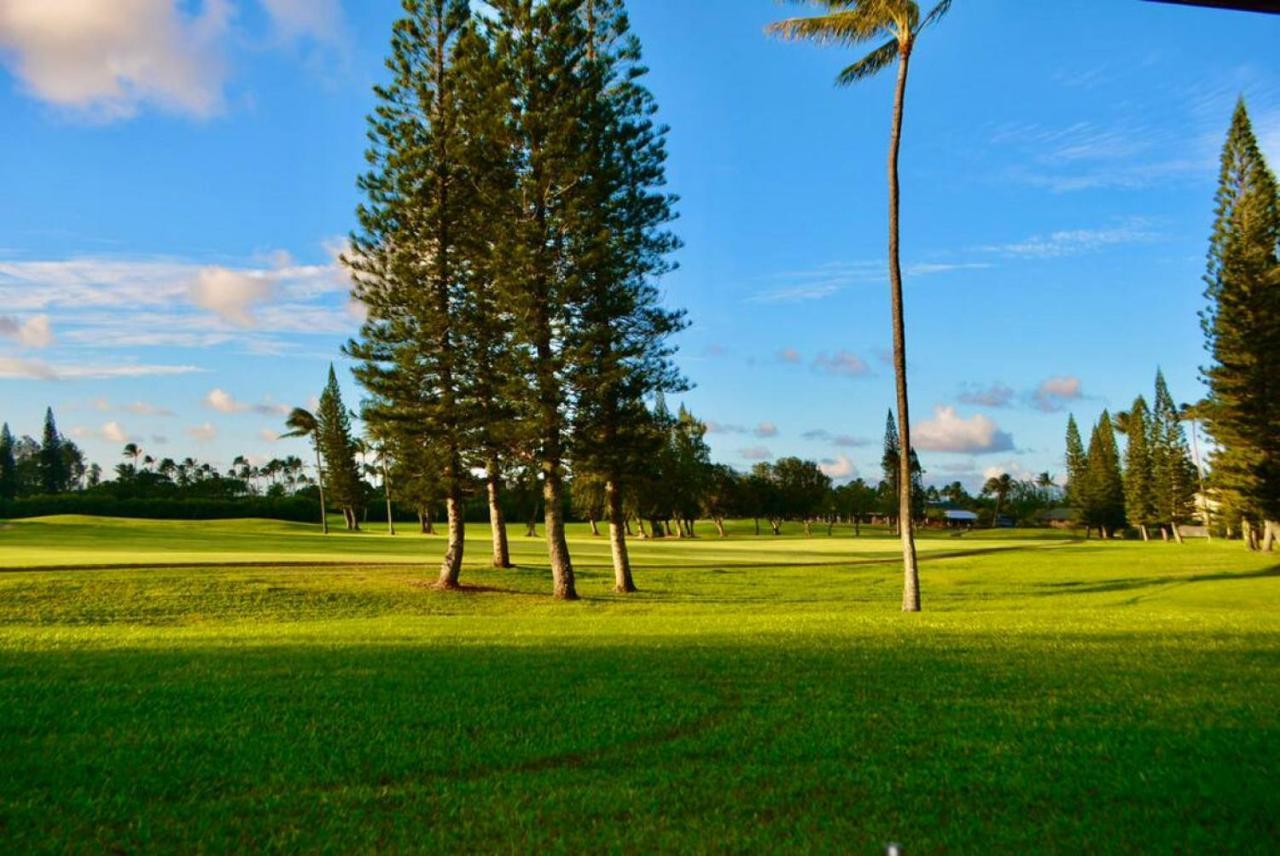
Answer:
204;387;290;416
957;382;1016;408
803;429;873;447
753;421;778;438
738;446;772;462
0;314;52;348
750;260;990;303
0;357;204;381
813;350;870;379
1032;376;1084;412
980;218;1159;259
819;454;856;480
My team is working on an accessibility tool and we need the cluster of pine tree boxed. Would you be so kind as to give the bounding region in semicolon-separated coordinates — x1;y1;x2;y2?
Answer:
1065;370;1198;541
1201;101;1280;551
343;0;685;598
0;409;89;500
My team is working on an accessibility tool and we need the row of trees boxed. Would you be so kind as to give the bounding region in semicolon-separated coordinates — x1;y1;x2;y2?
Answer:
1063;371;1197;540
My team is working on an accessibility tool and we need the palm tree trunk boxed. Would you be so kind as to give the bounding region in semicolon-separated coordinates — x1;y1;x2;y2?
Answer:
606;479;635;593
889;43;921;612
486;458;512;568
314;446;328;535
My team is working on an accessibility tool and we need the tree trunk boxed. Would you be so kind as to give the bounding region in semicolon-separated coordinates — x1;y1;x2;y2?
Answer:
803;519;812;536
1261;520;1277;553
714;517;726;538
753;517;760;536
436;488;464;590
486;461;512;568
1160;526;1169;542
888;43;921;612
625;519;633;537
383;462;395;536
1139;524;1149;542
526;500;538;537
770;519;781;536
314;446;328;535
854;515;861;537
589;515;600;537
637;517;648;539
1245;520;1259;551
543;468;577;600
606;479;635;593
1171;521;1184;545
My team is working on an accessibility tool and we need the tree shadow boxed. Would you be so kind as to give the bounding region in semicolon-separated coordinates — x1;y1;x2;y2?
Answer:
1032;564;1280;596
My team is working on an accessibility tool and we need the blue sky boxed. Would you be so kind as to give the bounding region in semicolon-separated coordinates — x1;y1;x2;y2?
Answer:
0;0;1277;489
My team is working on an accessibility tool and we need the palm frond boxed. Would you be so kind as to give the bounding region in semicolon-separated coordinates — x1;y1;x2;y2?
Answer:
915;0;952;35
766;1;904;47
836;37;899;85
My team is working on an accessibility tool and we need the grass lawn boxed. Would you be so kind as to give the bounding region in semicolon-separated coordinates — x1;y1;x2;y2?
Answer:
0;516;1277;852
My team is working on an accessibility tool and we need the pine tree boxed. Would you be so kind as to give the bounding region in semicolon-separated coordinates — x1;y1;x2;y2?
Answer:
39;407;66;495
1151;370;1196;543
567;0;687;593
0;423;15;501
347;0;489;585
1064;414;1087;527
1084;411;1126;538
1122;396;1155;541
486;0;602;599
880;410;902;529
316;366;364;532
1200;100;1280;549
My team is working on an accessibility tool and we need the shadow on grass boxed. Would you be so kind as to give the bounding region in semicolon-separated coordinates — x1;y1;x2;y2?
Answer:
0;639;1276;852
1032;564;1280;596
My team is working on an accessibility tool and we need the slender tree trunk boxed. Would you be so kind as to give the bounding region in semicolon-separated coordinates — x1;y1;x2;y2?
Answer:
606;479;635;593
1171;521;1184;544
888;44;921;612
543;469;577;600
625;519;633;537
1140;524;1149;542
804;519;812;536
1245;520;1259;551
637;517;648;539
1262;520;1277;553
589;515;600;537
436;484;465;590
486;460;512;568
314;446;328;535
383;462;395;536
854;515;861;537
753;517;761;536
714;517;726;538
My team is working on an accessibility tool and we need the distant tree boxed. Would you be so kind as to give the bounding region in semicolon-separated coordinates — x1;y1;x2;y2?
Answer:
982;473;1015;528
316;366;364;532
1200;100;1280;550
39;407;68;494
281;407;328;535
1122;396;1156;541
750;462;786;535
772;456;832;535
1151;370;1197;543
571;473;606;536
0;423;16;501
1083;412;1126;538
1064;414;1087;526
841;478;878;536
701;464;740;538
768;0;953;613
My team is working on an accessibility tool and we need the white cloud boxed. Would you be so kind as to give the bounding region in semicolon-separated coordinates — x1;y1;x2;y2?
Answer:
813;350;870;379
0;0;232;120
751;259;988;303
101;420;128;444
124;401;175;417
187;421;217;443
739;446;772;462
1033;376;1083;412
0;357;203;380
754;421;778;438
204;387;289;416
913;406;1015;455
258;428;280;443
0;313;53;347
190;267;275;327
705;420;747;435
819;455;856;480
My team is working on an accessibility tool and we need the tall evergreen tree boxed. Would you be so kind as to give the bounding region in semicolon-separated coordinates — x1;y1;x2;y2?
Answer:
1151;370;1196;543
0;423;15;501
1200;100;1280;550
316;366;364;532
39;407;66;494
348;0;489;585
1064;414;1087;526
1122;396;1156;541
1084;411;1126;538
486;0;603;599
567;0;686;592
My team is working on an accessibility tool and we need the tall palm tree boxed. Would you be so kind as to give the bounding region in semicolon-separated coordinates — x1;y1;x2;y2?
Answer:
768;0;952;612
282;407;328;535
983;473;1015;528
122;442;141;470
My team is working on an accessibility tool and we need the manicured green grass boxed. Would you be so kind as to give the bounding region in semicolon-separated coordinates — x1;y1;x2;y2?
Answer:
0;516;1277;852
